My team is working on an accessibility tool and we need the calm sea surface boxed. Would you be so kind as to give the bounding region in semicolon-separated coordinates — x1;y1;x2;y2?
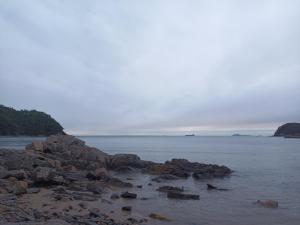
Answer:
1;136;300;225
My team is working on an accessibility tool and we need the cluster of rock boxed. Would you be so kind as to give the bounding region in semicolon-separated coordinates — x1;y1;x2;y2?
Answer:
0;135;232;224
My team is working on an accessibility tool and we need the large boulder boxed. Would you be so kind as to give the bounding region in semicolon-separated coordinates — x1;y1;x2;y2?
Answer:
26;135;108;170
0;149;52;171
107;154;152;169
32;167;66;185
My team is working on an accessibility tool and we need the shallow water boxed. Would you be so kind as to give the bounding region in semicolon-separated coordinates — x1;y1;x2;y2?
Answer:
1;135;300;225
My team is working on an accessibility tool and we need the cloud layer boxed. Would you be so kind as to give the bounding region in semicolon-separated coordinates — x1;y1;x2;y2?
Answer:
1;0;300;135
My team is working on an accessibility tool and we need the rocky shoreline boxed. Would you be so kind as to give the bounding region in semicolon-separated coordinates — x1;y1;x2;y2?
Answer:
0;135;232;225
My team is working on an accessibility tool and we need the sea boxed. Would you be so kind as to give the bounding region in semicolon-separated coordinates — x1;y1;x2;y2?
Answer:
0;135;300;225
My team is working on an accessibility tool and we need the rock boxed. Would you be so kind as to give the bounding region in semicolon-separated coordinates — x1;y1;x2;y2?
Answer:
26;141;44;152
157;186;183;193
78;202;87;209
192;165;232;179
167;192;199;200
106;177;133;188
147;164;190;178
107;154;153;169
4;169;27;180
257;200;279;208
114;166;134;173
207;183;217;190
121;191;137;199
274;123;300;138
86;168;108;180
12;180;28;195
110;193;120;200
32;167;66;185
62;171;87;182
27;187;41;194
149;213;171;221
122;206;132;211
136;185;143;188
89;208;102;217
37;135;108;170
0;165;9;179
206;183;228;191
86;182;104;194
158;174;180;180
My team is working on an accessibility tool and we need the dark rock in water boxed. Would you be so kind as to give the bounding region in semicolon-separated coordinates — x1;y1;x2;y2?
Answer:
106;177;133;188
207;183;217;190
86;182;104;194
146;158;231;179
158;174;180;180
206;183;229;191
167;192;199;200
107;154;153;169
114;166;135;173
157;186;183;193
136;185;143;188
151;174;180;183
192;164;232;179
274;123;300;138
256;200;279;208
121;191;137;199
122;206;132;211
110;193;120;199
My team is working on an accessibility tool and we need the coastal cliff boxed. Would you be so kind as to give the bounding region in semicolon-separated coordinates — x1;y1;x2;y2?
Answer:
274;123;300;138
0;105;64;136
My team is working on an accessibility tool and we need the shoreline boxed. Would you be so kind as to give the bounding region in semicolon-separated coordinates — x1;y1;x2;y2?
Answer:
0;135;232;225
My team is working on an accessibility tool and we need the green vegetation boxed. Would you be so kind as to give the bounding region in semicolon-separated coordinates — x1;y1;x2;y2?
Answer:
0;105;64;136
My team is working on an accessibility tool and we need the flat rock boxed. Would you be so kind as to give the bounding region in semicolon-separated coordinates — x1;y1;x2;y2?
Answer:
121;191;137;199
167;192;199;200
156;186;183;193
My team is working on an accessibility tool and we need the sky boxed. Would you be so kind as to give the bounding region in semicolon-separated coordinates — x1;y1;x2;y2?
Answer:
0;0;300;135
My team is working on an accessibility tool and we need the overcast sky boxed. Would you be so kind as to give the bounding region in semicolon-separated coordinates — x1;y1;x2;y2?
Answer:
0;0;299;135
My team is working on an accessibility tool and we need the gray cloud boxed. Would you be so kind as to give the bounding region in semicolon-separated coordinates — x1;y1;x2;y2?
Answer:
0;0;299;135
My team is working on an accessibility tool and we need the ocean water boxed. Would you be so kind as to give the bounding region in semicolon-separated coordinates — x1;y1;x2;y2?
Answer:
1;136;300;225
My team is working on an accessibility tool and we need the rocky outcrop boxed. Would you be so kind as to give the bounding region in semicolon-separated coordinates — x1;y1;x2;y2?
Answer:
146;158;232;179
274;123;300;138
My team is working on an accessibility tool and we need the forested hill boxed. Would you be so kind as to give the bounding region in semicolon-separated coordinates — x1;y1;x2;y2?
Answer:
0;105;64;136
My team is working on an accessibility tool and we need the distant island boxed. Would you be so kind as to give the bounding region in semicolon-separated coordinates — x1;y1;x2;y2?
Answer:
185;134;195;136
274;123;300;138
0;105;64;136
